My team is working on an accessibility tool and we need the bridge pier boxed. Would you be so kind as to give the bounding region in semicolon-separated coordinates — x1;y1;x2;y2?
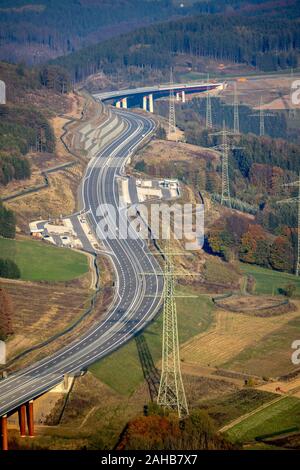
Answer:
1;400;35;450
176;91;185;102
115;98;128;109
18;404;26;437
148;94;154;113
142;94;154;113
26;400;34;438
143;95;147;111
1;415;8;450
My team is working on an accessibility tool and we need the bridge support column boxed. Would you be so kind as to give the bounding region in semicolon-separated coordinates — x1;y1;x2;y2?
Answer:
18;404;26;437
142;95;148;111
176;92;180;101
26;400;34;438
148;94;154;113
63;373;69;391
115;100;121;108
1;415;8;450
121;97;127;109
181;90;186;103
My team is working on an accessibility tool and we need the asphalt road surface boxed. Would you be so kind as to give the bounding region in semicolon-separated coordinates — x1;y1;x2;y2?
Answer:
0;107;163;416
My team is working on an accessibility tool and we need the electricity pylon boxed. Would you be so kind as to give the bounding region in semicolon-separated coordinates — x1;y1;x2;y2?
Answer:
157;244;189;419
206;74;212;129
259;100;265;136
168;68;176;136
289;68;297;119
142;239;200;418
251;96;274;136
277;174;300;276
220;82;248;134
233;81;240;135
210;121;234;208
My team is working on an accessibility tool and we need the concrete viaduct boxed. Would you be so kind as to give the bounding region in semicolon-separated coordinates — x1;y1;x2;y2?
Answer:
94;81;226;112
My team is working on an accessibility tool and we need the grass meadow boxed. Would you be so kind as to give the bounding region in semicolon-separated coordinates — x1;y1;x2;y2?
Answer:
0;237;89;281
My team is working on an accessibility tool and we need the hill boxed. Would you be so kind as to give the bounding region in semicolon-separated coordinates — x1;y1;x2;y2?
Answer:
1;1;299;65
0;62;72;191
0;0;191;64
53;11;300;84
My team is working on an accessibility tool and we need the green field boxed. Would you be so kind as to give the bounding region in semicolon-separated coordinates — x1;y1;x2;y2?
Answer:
89;289;215;395
0;237;89;281
199;389;276;429
239;263;300;296
225;396;300;443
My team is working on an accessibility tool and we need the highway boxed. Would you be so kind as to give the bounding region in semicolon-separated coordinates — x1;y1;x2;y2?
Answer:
0;106;164;416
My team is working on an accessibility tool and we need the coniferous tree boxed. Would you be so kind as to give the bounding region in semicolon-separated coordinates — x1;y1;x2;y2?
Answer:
0;287;13;341
0;201;16;239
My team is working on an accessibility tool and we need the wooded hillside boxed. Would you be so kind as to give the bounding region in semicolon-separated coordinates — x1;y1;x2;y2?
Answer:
53;13;300;81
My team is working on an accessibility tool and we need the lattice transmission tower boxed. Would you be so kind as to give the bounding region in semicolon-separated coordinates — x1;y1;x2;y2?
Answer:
206;74;212;129
210;121;234;208
157;245;189;419
251;96;274;136
233;81;240;135
168;68;176;136
289;68;297;120
277;174;300;276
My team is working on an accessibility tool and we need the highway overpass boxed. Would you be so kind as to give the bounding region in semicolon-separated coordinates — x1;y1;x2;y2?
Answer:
94;81;226;112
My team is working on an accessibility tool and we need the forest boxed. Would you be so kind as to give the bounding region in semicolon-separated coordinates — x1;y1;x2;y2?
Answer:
0;104;55;186
117;406;235;450
184;97;288;140
0;287;13;341
155;98;300;175
0;199;15;239
1;1;299;65
0;105;55;155
0;0;187;63
189;0;300;17
0;61;63;188
206;213;298;276
146;94;300;275
53;13;300;81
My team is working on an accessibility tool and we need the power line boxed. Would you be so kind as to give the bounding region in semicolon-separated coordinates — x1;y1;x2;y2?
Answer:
141;242;200;418
210;121;239;208
250;96;274;137
277;174;300;276
206;73;212;129
168;68;176;136
157;242;189;419
289;68;297;120
233;81;240;135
